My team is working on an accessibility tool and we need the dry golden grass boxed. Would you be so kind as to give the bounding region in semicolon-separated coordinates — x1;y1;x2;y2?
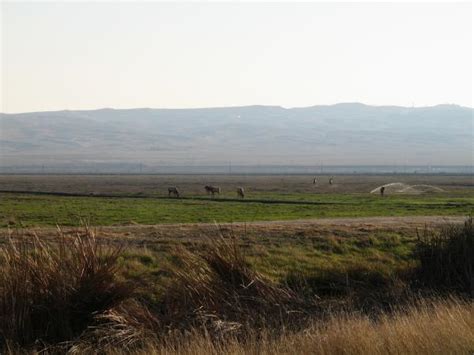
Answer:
133;299;474;355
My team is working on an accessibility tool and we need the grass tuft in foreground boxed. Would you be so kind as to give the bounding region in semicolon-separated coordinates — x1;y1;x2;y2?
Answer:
158;235;311;336
415;217;474;295
0;227;156;352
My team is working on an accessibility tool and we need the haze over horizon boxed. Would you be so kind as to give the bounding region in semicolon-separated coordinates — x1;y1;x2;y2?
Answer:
1;101;473;115
1;2;472;113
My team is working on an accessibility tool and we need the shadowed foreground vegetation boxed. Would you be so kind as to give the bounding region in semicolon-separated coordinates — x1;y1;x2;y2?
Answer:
0;219;473;353
137;301;474;354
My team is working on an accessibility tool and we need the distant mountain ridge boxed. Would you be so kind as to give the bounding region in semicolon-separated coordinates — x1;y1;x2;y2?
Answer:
1;103;472;167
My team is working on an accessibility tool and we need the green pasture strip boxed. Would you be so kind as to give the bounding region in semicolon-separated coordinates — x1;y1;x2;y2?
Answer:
118;229;417;292
1;189;472;205
1;192;473;227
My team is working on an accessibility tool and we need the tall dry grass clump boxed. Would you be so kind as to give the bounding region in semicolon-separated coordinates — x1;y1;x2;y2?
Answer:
158;236;311;336
0;227;156;352
414;217;474;295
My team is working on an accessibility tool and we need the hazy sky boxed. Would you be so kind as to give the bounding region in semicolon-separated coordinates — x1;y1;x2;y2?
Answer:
1;2;472;113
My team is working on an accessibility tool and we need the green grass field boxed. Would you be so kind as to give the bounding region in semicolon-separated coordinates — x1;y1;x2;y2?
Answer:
1;192;472;227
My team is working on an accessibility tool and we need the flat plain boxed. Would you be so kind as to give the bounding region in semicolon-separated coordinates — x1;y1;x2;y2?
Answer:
0;174;472;227
1;173;471;282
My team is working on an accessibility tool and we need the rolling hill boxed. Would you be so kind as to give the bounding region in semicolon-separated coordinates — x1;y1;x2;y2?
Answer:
1;103;472;169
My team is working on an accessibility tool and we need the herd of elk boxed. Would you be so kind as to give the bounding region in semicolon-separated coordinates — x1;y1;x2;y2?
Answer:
167;177;342;199
166;185;246;199
312;177;335;185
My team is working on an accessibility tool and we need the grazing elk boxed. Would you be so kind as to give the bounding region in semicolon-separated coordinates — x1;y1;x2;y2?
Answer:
237;187;245;198
205;185;221;195
168;186;180;198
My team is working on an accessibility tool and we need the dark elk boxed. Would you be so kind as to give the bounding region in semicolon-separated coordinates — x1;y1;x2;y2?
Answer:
237;187;245;198
205;185;221;195
168;186;180;198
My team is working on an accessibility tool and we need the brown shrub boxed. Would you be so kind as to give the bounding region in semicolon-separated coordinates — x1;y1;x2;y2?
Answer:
414;217;474;295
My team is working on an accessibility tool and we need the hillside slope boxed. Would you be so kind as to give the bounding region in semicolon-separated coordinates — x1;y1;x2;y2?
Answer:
1;103;472;166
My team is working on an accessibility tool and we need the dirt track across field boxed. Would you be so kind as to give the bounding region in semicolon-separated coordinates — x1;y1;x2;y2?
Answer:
99;215;466;231
2;216;467;246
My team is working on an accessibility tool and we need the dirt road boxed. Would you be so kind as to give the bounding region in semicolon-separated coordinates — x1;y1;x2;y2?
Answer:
2;215;467;245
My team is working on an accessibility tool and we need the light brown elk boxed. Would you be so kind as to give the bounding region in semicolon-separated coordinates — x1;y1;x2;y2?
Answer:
168;186;180;198
205;185;221;195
